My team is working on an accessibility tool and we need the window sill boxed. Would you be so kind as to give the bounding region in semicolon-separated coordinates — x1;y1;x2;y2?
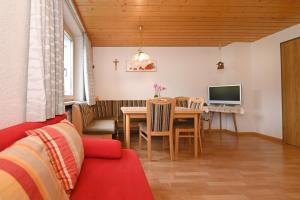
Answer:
64;101;84;106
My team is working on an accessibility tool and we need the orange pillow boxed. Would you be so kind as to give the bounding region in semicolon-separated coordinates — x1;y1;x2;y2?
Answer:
0;135;68;200
26;120;84;193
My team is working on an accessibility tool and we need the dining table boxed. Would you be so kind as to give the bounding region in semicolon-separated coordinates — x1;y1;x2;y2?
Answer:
121;106;202;158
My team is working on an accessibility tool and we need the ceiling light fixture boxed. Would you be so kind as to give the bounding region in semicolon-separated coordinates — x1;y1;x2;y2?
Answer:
131;25;151;65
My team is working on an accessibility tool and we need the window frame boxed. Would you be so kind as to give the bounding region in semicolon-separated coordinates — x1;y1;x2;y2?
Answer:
63;29;74;102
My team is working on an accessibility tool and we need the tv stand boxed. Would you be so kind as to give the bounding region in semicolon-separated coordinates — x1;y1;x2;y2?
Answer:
203;105;245;134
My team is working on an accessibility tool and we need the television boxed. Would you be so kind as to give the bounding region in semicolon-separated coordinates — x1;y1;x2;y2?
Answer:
208;84;242;105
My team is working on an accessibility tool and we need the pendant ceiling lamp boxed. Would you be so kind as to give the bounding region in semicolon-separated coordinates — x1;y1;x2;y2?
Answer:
131;25;151;65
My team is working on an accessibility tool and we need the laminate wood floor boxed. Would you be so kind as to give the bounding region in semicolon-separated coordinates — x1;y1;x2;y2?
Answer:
129;131;300;200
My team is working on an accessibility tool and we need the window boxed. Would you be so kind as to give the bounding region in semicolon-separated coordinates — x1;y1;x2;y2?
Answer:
64;31;73;98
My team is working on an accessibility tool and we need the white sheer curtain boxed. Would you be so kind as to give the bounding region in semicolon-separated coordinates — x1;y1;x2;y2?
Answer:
83;34;96;105
26;0;64;121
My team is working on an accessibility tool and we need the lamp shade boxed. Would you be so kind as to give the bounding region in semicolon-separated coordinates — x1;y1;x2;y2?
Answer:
132;49;150;63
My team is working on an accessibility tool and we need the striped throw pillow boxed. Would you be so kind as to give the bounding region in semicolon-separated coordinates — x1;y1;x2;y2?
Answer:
0;135;68;200
26;119;84;193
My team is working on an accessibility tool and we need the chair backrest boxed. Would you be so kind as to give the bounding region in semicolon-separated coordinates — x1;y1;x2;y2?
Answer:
175;96;189;107
188;97;205;110
146;98;175;133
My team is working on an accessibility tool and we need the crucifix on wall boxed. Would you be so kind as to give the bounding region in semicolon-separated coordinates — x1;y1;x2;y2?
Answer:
113;59;119;71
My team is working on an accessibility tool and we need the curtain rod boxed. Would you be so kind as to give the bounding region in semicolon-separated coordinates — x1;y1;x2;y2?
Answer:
64;0;86;34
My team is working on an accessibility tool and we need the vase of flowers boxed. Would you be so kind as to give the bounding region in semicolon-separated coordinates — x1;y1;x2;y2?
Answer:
153;83;166;98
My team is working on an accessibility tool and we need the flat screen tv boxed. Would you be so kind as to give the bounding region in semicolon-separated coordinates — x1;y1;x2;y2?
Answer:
208;84;242;105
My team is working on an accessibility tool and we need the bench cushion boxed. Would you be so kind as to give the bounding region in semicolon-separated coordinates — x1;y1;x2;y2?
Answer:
83;120;115;135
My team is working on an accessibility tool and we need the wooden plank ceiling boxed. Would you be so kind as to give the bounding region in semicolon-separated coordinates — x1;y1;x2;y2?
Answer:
73;0;300;47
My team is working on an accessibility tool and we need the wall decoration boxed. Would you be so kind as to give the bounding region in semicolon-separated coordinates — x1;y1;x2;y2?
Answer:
126;60;157;72
217;45;225;70
113;58;119;70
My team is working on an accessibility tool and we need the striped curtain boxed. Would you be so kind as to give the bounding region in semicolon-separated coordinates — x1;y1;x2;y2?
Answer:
26;0;64;121
83;34;96;105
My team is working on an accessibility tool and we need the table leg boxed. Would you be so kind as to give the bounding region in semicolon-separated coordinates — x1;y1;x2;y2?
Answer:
123;114;126;144
232;113;238;134
208;112;213;134
198;113;203;153
194;114;198;158
219;112;222;131
125;114;131;148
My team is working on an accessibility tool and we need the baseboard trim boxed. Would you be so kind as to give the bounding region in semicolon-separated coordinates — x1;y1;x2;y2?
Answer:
204;129;282;143
251;132;282;143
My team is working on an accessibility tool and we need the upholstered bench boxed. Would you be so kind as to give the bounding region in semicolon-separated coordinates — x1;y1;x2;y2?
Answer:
72;104;116;138
72;100;146;138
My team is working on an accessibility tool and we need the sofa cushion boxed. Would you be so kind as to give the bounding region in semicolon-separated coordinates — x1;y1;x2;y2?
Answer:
0;115;66;152
0;135;68;200
83;138;122;159
70;149;153;200
83;120;115;135
26;120;84;193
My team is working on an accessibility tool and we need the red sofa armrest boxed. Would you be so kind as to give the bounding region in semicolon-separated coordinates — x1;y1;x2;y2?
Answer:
82;137;122;159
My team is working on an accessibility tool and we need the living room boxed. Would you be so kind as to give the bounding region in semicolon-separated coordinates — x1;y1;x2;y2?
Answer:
1;0;300;200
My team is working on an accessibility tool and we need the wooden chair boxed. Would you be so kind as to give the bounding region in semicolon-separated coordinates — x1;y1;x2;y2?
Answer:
174;97;205;158
175;96;190;108
139;98;176;161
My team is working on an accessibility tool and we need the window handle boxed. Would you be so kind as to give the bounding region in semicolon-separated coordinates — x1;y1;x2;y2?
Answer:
64;68;67;77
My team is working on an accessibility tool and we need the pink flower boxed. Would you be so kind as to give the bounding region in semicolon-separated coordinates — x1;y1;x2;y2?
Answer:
157;86;161;91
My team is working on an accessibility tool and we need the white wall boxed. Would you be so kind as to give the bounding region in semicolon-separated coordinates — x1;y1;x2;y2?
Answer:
251;24;300;138
93;24;300;137
93;47;219;100
93;46;255;131
0;1;30;129
222;43;255;132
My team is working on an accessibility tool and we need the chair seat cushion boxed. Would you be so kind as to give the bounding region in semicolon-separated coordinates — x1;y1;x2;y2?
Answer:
83;120;115;135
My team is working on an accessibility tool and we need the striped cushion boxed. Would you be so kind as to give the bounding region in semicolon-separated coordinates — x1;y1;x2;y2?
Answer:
150;103;172;132
0;135;68;200
189;102;202;109
79;103;96;128
26;119;84;193
176;100;188;107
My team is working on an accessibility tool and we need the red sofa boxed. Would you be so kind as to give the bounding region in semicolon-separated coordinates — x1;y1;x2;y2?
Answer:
0;115;153;200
